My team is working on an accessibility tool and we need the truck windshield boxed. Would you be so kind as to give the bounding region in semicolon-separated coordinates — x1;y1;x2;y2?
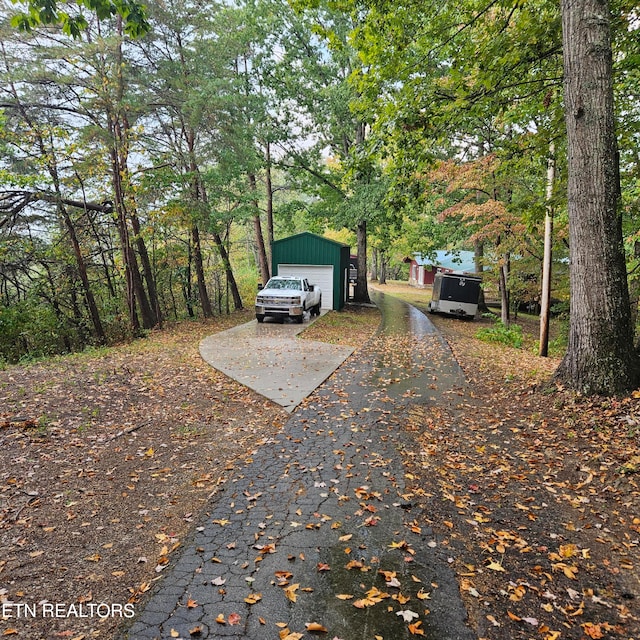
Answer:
265;279;301;290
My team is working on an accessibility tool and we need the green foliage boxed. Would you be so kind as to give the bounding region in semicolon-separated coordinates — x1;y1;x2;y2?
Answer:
2;0;638;373
476;320;523;349
10;0;150;38
0;298;68;363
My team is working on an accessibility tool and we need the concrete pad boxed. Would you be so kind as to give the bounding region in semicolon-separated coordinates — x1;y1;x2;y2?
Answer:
199;314;354;411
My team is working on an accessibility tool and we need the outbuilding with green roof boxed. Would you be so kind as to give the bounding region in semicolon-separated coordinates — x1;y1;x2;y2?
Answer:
271;232;350;311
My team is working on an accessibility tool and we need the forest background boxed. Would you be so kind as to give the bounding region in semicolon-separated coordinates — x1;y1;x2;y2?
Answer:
1;0;639;394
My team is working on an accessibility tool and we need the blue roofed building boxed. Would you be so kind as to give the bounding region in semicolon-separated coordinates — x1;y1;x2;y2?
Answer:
404;250;477;287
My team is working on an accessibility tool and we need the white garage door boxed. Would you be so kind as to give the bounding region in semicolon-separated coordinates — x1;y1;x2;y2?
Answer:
277;264;334;310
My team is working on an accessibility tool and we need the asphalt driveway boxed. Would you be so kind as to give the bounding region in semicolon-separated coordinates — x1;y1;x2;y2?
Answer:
123;292;474;640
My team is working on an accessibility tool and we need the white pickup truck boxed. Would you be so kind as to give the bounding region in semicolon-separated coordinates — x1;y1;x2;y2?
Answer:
255;276;322;323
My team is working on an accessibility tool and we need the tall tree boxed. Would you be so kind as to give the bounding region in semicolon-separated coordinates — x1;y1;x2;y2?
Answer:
555;0;639;394
136;0;252;314
0;35;109;344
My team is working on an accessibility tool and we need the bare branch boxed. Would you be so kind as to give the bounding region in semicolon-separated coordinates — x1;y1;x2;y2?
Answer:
0;190;114;226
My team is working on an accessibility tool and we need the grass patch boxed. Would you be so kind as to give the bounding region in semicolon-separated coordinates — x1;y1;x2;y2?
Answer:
300;305;381;347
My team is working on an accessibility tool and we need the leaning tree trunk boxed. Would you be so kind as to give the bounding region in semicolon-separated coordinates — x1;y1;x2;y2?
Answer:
59;204;106;344
212;230;243;311
556;0;639;394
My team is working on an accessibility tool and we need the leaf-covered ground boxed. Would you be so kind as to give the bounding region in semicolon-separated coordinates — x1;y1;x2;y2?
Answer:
0;307;380;639
0;313;277;638
374;282;639;640
1;292;638;640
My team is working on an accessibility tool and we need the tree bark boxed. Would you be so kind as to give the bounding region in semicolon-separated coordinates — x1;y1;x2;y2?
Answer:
110;145;153;332
183;235;194;318
59;204;106;344
192;223;213;318
499;252;510;326
556;0;639;394
186;126;214;318
129;207;161;326
354;220;371;303
539;143;555;357
249;173;270;285
107;20;155;331
379;251;387;285
474;240;489;314
212;230;243;310
265;142;275;266
370;247;378;281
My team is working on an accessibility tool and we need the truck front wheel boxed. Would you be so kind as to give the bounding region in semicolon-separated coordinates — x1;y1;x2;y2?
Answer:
256;314;265;323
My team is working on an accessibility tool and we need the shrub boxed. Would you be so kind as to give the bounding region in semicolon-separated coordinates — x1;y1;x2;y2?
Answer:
0;298;65;363
476;320;523;349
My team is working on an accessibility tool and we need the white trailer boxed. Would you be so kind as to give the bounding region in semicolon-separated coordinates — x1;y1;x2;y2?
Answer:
428;272;482;319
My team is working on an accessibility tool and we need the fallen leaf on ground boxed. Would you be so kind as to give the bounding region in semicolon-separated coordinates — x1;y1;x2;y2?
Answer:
396;609;419;623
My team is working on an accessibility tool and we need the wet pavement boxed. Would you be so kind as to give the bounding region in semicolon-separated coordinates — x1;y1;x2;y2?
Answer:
199;313;354;412
121;292;476;640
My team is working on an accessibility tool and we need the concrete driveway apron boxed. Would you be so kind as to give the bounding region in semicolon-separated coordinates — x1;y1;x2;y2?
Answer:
122;291;476;640
199;313;354;412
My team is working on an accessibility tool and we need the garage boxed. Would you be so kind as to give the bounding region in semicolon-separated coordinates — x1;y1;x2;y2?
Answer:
277;264;334;310
271;232;350;311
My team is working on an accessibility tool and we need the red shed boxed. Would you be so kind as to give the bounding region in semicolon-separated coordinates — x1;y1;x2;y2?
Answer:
405;251;477;287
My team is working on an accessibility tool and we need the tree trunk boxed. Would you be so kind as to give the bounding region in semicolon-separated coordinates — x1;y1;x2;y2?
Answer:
185;127;214;318
354;220;371;303
19;102;107;344
212;230;243;311
184;235;194;318
129;208;161;327
107;24;155;332
59;204;106;344
110;146;153;331
474;240;489;314
249;173;270;285
556;0;639;394
114;200;140;334
265;142;275;266
539;143;555;357
379;251;387;285
43;262;72;353
370;247;378;281
499;253;510;326
192;223;213;317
